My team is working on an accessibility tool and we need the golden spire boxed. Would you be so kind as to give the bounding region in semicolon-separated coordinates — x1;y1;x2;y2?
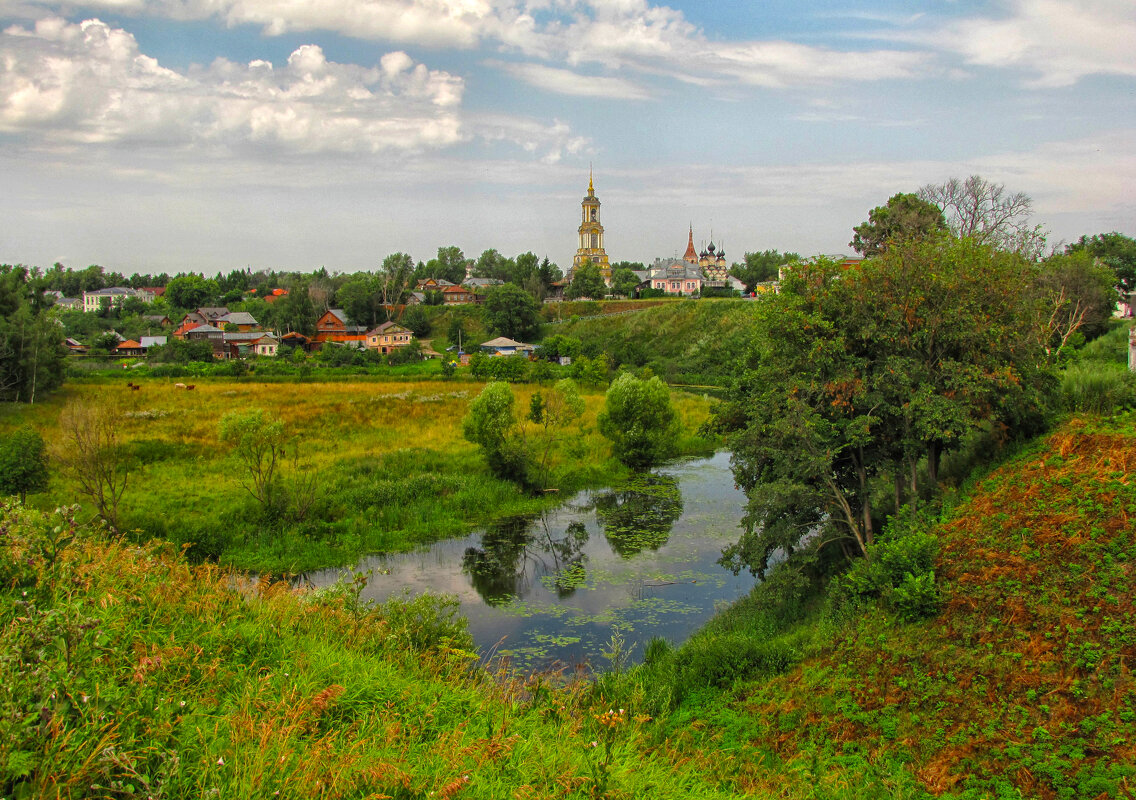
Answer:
588;165;594;195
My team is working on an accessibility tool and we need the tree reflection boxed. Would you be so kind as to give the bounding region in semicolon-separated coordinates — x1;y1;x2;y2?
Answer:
461;515;590;606
594;473;683;558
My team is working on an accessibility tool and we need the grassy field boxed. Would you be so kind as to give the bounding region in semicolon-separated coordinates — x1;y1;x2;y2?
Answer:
0;377;715;573
3;412;1134;798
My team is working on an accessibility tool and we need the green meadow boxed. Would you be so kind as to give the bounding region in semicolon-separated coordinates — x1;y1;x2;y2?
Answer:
0;376;715;573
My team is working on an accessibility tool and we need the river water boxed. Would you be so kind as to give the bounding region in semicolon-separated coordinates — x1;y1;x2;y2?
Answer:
302;451;754;671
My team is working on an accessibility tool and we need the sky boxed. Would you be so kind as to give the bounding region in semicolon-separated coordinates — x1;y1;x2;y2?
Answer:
0;0;1133;276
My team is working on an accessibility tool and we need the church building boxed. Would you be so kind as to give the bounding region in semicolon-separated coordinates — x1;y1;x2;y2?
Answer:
571;172;611;283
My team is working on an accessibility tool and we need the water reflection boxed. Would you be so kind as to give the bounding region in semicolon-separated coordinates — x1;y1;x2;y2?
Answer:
461;516;590;605
302;452;753;669
593;473;683;558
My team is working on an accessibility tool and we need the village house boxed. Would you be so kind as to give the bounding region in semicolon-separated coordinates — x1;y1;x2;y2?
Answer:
217;311;259;331
252;333;279;357
645;258;703;296
83;287;139;312
313;309;368;347
479;337;535;357
365;321;415;354
114;339;145;357
441;285;476;305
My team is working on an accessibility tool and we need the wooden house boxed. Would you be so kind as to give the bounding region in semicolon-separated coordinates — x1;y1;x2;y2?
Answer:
314;309;368;347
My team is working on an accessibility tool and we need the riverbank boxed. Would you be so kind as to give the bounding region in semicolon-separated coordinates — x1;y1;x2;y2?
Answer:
4;412;1134;798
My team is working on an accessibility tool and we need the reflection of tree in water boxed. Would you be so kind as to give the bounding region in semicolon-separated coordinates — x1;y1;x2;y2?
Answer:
461;516;590;606
594;473;683;558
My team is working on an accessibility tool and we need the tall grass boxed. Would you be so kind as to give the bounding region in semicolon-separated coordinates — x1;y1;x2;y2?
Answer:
1059;320;1136;414
0;502;743;800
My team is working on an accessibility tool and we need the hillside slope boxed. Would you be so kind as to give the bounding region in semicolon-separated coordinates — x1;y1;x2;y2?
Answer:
552;299;761;386
675;414;1136;798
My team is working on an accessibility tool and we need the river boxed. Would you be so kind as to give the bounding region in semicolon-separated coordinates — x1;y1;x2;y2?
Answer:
302;450;754;671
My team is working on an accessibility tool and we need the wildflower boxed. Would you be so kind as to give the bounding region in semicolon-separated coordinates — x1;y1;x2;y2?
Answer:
217;757;224;766
179;701;186;707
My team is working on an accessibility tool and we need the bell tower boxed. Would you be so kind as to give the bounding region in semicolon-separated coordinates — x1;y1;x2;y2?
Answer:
572;170;610;281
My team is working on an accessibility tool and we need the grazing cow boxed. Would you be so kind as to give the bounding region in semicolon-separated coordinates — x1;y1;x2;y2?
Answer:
127;382;134;388
130;384;140;391
175;382;186;389
186;385;195;391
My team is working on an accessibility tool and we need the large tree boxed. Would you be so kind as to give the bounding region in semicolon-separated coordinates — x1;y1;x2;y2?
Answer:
919;175;1046;258
484;283;540;342
714;237;1055;576
164;274;220;309
567;263;607;300
597;372;680;470
850;193;947;257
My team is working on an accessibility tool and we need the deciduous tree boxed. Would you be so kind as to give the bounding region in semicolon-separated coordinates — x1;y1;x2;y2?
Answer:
714;238;1054;576
597;372;680;469
567;263;607;300
484;283;540;342
919;175;1046;258
850;193;947;257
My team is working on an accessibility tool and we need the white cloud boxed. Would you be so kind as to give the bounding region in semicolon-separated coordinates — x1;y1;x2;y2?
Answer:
488;59;650;99
3;0;939;89
0;17;466;152
469;111;589;163
915;0;1136;87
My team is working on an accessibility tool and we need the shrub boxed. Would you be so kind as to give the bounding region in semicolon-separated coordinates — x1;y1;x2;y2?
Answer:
677;633;799;689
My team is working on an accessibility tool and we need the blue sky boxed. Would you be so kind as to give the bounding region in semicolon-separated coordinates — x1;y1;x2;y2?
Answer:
0;0;1133;275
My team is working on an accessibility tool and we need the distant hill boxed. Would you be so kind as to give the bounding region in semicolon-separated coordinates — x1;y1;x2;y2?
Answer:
552;299;761;387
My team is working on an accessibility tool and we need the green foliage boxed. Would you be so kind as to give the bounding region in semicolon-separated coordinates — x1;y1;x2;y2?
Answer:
716;238;1054;575
0;427;48;502
483;283;540;342
1037;250;1120;343
567;263;607;300
421;245;468;285
610;268;642;298
469;352;529;382
597;372;680;469
400;305;431;337
850;192;948;256
1066;231;1136;292
148;337;214;363
0;266;67;403
732;249;800;291
219;409;287;512
536;334;582;362
163;274;219;309
836;505;941;622
386;341;422;366
462;382;529;483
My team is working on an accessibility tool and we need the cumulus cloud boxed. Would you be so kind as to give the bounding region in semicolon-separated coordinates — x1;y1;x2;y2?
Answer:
909;0;1136;87
3;0;940;89
0;16;466;152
